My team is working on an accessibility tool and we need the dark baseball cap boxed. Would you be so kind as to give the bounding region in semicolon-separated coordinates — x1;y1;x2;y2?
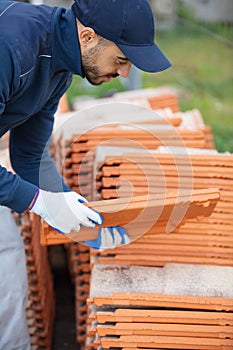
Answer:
72;0;171;73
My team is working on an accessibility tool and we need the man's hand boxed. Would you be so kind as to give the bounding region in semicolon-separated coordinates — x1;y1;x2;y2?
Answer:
29;189;103;233
85;226;130;251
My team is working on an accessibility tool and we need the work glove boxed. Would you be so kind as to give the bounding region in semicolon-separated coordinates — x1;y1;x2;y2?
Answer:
86;226;130;251
29;189;131;251
29;189;103;233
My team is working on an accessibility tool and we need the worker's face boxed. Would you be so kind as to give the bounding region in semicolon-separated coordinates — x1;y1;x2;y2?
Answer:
81;40;132;86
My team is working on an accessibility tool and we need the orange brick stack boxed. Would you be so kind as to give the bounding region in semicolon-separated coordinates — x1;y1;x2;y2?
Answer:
92;147;233;266
62;142;94;200
59;137;95;347
69;243;91;344
15;212;55;350
53;90;186;348
73;87;180;113
85;264;233;349
41;87;230;349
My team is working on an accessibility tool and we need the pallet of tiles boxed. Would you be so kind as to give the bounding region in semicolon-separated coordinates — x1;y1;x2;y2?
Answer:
106;90;213;147
52;144;219;348
15;212;55;350
51;101;215;348
41;187;220;349
72;87;180;113
54;105;213;202
97;147;231;198
62;146;94;200
85;264;233;350
57;111;213;177
68;125;209;150
61;125;212;203
92;148;233;266
63;241;91;349
113;87;180;112
92;234;233;267
67;243;91;345
96;148;233;195
51;128;95;348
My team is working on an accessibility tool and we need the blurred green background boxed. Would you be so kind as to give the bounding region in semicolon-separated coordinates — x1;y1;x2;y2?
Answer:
67;1;233;153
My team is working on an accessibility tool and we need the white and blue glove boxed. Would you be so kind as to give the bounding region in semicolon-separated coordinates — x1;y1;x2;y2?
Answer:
29;189;130;251
85;226;130;251
29;189;103;233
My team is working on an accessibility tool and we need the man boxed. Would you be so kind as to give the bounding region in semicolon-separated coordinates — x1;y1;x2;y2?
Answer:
0;0;171;348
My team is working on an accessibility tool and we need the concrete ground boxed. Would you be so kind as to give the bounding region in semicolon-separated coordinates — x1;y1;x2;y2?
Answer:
50;245;79;350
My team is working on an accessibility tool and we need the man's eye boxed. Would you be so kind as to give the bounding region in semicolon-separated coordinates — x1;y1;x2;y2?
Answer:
116;60;126;65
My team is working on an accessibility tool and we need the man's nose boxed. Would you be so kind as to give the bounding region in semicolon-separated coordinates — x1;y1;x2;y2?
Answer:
117;62;132;78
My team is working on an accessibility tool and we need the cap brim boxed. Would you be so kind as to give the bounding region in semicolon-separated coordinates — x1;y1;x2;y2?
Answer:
117;43;172;73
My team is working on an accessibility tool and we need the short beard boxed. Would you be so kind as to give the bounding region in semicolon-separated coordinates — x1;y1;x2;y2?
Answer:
81;36;114;85
82;50;101;85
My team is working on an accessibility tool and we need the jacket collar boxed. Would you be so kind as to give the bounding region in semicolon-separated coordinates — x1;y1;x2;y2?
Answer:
51;8;84;77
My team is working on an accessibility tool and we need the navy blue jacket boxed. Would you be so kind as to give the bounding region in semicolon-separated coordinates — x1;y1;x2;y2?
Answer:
0;1;84;213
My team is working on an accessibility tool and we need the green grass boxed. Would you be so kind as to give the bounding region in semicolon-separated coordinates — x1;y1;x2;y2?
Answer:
67;22;233;152
149;24;233;152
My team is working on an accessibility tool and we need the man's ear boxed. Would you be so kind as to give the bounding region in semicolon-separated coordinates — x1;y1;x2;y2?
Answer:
78;27;98;48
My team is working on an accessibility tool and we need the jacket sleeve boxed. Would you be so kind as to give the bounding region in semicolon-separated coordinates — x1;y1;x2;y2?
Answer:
9;98;70;194
0;36;38;213
0;37;70;214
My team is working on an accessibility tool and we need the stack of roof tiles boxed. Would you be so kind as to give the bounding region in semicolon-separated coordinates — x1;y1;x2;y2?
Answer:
57;109;214;210
72;87;180;113
40;185;220;348
43;87;232;349
15;213;55;350
85;264;233;350
91;147;233;265
52;88;198;346
56;148;232;349
66;243;91;344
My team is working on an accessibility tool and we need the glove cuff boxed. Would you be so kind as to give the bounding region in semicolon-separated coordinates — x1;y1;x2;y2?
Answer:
29;189;40;210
